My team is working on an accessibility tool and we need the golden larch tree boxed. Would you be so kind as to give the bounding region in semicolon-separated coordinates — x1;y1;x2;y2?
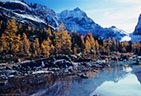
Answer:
1;18;21;54
89;34;96;55
112;37;117;51
21;33;30;55
33;38;40;57
84;36;91;55
41;39;50;58
45;28;52;36
54;22;72;54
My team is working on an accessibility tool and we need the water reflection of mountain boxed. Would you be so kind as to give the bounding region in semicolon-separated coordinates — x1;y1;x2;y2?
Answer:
134;73;141;84
0;65;137;96
66;66;128;96
132;65;141;84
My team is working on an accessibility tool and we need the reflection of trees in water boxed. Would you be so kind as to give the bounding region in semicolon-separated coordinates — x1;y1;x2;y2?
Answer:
0;65;133;96
114;65;120;76
0;74;74;96
86;71;96;80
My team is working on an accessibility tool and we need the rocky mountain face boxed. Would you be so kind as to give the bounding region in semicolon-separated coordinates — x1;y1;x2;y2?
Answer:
130;14;141;42
133;14;141;35
58;8;127;40
0;0;58;30
0;0;127;41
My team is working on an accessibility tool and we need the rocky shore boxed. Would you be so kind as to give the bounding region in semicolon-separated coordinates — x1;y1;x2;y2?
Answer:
0;54;140;86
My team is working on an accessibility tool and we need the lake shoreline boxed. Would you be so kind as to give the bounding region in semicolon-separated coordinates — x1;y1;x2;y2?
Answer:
0;54;140;86
0;58;141;96
0;54;141;95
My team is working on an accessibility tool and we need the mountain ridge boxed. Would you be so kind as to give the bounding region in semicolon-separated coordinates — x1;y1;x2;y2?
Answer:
133;14;141;35
58;7;127;40
0;0;128;41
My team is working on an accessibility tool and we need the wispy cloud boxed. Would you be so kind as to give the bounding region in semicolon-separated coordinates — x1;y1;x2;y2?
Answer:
85;1;141;33
105;0;141;3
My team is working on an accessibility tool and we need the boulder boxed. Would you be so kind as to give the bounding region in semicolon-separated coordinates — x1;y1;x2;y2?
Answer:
53;59;73;68
78;72;88;78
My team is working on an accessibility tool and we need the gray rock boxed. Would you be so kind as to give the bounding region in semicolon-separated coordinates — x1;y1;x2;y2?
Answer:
78;72;88;78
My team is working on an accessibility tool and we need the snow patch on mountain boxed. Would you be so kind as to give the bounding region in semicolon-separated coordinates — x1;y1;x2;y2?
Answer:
58;8;127;41
121;36;131;42
111;26;127;34
59;7;87;20
14;13;45;23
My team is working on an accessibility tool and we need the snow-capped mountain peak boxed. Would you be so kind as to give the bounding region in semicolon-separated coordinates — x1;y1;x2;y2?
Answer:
110;26;128;35
58;8;127;40
59;7;87;20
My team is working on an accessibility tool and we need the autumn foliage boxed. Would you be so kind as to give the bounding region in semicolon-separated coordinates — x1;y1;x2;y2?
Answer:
0;18;140;59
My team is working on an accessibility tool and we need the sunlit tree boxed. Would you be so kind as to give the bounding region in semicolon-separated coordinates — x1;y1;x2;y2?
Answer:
0;18;21;54
89;34;96;55
54;22;72;54
84;36;91;55
33;38;40;57
21;33;30;55
41;39;50;58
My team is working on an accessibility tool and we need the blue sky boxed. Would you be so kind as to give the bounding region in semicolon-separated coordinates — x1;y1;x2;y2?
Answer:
24;0;141;33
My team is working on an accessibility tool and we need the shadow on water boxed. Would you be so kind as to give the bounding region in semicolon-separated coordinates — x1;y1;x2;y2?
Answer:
0;64;141;96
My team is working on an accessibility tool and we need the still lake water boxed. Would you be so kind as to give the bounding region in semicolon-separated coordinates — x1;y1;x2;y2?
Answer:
0;64;141;96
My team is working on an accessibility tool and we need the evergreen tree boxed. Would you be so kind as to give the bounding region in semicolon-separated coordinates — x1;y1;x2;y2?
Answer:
132;43;141;55
41;28;52;41
95;40;99;55
126;41;132;52
0;41;3;53
71;32;84;54
73;44;78;55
